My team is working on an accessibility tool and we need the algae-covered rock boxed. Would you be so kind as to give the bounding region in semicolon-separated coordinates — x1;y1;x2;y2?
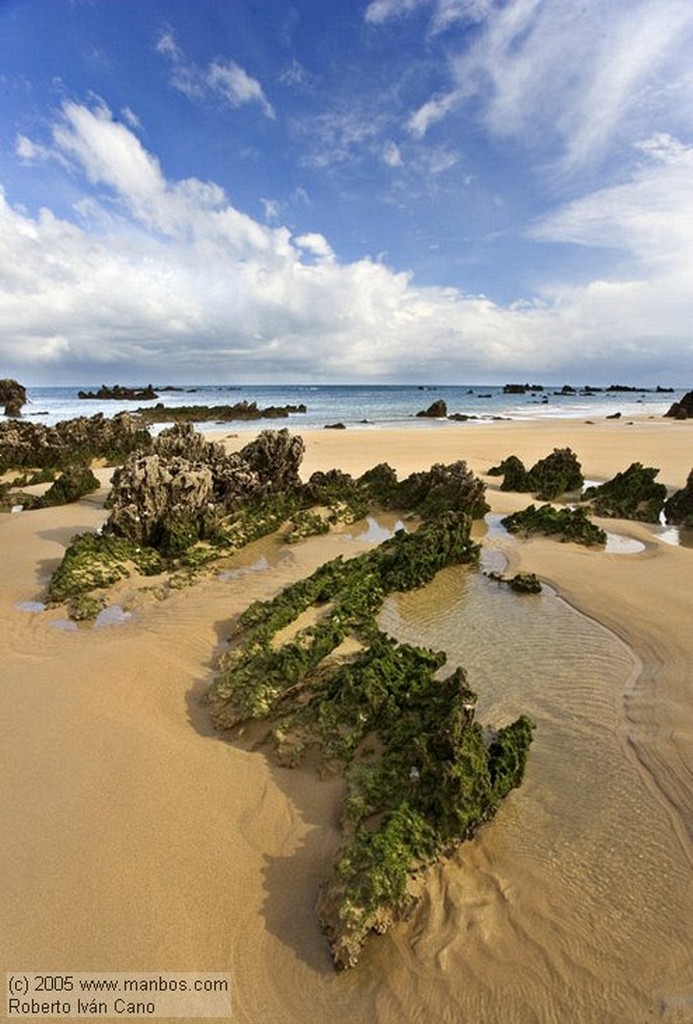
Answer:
0;412;151;471
207;511;533;969
394;461;489;519
663;468;693;527
582;462;666;522
502;504;606;545
488;448;583;499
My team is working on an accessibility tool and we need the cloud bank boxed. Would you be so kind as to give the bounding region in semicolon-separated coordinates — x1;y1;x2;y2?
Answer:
2;99;692;384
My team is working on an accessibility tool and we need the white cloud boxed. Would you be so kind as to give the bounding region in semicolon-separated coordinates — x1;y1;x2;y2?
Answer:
382;140;403;167
400;0;693;177
156;29;274;119
365;0;426;25
2;101;693;384
261;197;280;221
207;60;275;119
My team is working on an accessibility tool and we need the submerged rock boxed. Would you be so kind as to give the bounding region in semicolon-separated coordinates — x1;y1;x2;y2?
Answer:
78;384;158;401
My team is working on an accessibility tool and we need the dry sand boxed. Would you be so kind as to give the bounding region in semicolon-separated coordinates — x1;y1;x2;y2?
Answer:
1;416;692;1023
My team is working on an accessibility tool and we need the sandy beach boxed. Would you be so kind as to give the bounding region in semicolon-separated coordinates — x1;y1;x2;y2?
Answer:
2;416;692;1023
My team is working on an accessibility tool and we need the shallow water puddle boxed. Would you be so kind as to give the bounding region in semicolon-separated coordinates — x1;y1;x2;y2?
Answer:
16;600;47;612
94;605;132;627
218;555;270;581
604;533;646;554
344;515;407;543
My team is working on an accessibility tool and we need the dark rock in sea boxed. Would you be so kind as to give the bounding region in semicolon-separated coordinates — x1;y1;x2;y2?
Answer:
0;412;151;472
662;468;693;527
133;400;307;423
325;422;347;429
606;411;622;419
78;384;159;401
448;413;471;421
582;462;667;522
487;448;583;500
503;383;543;393
416;399;448;418
664;391;693;419
0;378;27;417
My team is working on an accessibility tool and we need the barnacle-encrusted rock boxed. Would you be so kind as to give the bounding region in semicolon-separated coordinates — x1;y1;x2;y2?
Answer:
0;412;151;471
0;378;27;417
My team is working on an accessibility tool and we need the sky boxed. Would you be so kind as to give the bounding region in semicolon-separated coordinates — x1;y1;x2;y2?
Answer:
1;0;692;385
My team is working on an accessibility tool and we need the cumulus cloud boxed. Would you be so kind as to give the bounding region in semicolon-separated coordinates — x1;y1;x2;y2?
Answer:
2;100;692;384
156;28;275;118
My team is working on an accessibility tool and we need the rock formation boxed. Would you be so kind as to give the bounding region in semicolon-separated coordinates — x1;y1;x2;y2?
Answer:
416;399;448;418
0;378;27;417
665;391;693;419
488;448;583;500
663;468;693;527
582;462;667;522
78;384;158;400
0;412;151;471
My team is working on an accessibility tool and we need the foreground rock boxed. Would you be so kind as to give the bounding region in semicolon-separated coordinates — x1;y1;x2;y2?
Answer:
207;512;533;969
502;504;607;545
0;412;151;471
488;447;583;500
0;378;27;417
663;468;693;526
582;462;667;522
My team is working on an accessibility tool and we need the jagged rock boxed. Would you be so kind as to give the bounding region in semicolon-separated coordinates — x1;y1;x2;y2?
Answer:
665;391;693;419
503;383;543;393
663;468;693;526
78;384;158;400
487;448;583;500
239;429;304;493
107;455;216;550
416;399;448;418
324;422;346;429
0;412;151;471
0;378;27;416
105;427;305;552
582;462;667;522
394;461;489;518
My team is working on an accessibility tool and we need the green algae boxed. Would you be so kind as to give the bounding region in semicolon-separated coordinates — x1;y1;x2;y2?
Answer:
207;511;533;969
582;462;667;522
501;504;607;546
488;448;584;500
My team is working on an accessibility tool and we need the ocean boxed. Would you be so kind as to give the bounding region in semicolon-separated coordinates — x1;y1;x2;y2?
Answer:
16;382;685;430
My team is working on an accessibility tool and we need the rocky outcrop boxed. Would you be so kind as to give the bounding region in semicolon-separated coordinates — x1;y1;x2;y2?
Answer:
0;378;27;417
502;504;606;546
503;383;543;393
78;384;158;400
488;448;583;500
582;462;667;522
416;399;448;418
134;400;307;423
105;425;305;553
665;391;693;419
663;468;693;526
0;412;151;471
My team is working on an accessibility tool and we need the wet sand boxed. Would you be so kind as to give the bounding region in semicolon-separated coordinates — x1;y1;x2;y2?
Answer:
1;417;692;1023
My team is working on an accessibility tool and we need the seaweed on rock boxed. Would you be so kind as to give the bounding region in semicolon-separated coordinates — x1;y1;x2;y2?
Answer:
581;462;667;523
488;448;583;500
207;512;533;969
663;468;693;527
501;504;607;546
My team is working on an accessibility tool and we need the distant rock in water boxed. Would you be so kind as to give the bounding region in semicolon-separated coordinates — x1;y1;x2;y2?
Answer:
416;399;448;418
324;422;346;429
78;384;159;401
503;383;543;393
664;391;693;419
0;378;27;417
134;400;307;423
663;468;693;527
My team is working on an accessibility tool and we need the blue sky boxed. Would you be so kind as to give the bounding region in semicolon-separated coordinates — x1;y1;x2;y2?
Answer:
1;0;692;385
